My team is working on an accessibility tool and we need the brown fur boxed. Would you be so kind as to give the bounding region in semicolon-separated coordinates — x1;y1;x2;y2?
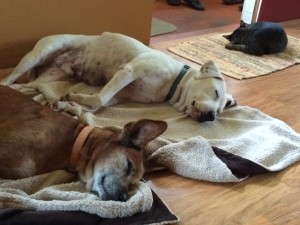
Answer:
0;85;167;201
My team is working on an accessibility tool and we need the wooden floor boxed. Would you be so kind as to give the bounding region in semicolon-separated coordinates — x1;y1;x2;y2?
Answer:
146;1;300;224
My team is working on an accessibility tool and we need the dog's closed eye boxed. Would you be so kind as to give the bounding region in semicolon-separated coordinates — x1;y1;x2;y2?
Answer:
126;159;135;176
215;90;219;99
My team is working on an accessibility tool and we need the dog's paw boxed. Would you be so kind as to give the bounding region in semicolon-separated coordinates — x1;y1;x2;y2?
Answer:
225;94;237;108
49;100;82;111
49;100;83;116
49;100;70;111
52;97;100;114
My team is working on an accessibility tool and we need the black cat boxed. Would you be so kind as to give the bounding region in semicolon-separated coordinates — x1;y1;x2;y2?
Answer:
223;21;288;56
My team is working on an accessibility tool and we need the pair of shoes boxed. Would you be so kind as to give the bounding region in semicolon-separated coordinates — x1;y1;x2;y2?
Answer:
223;0;244;5
167;0;181;6
184;0;205;10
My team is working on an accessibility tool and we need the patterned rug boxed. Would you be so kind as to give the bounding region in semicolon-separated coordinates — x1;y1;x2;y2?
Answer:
168;33;300;80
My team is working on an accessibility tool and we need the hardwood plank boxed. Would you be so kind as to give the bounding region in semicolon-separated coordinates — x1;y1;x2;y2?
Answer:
264;192;300;225
244;216;274;225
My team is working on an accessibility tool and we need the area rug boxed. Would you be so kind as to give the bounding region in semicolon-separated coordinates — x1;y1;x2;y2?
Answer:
168;33;300;80
151;17;177;36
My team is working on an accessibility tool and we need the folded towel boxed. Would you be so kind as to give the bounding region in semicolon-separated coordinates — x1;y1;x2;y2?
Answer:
0;170;153;218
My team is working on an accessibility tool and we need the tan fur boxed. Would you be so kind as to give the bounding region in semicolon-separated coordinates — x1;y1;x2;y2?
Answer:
0;85;167;201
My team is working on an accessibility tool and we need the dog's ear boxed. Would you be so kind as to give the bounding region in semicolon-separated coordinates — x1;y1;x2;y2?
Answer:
195;60;223;79
122;119;167;149
225;94;237;108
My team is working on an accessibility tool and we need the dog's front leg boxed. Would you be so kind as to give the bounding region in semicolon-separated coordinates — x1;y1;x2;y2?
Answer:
62;65;136;108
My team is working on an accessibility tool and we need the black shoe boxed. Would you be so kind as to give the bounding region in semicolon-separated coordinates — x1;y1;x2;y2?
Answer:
184;0;205;10
168;0;181;6
223;0;244;5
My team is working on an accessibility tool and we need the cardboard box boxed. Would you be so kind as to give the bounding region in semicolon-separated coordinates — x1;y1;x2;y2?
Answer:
0;0;153;69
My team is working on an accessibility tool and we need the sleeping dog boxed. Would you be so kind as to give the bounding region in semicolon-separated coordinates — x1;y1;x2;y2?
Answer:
0;85;167;201
1;32;235;122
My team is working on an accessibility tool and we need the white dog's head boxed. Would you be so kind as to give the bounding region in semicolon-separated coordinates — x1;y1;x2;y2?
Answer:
171;61;235;122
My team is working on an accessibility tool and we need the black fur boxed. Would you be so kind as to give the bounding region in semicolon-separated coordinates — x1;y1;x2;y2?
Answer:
223;21;288;56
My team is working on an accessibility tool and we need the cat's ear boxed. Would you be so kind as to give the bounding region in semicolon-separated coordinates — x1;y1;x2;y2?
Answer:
223;34;232;41
240;20;247;28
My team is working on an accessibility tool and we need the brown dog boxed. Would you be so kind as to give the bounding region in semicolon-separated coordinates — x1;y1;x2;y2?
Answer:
0;85;167;201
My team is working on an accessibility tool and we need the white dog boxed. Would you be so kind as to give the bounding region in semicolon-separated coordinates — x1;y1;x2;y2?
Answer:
1;32;235;122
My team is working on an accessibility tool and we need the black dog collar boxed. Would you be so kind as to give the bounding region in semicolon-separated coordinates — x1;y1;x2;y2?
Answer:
166;65;190;101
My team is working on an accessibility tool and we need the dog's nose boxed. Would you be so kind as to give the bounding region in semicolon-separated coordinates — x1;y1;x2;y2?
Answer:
91;189;99;196
118;191;128;202
198;111;215;122
206;111;215;121
91;175;129;201
91;187;128;201
205;111;215;121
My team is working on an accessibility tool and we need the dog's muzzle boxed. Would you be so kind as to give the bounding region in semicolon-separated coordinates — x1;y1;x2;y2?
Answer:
91;174;128;201
191;110;215;122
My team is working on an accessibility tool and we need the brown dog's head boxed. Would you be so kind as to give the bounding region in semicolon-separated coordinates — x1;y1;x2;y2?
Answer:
76;119;167;201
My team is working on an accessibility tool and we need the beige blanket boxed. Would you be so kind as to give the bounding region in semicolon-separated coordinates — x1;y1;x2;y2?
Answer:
1;79;300;216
